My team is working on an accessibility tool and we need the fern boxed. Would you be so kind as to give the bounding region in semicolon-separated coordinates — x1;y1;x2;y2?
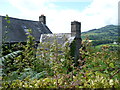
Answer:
0;50;22;70
0;50;22;77
0;50;22;62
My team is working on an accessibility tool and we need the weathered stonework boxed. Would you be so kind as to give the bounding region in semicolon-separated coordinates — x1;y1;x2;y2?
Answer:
39;15;46;25
71;21;82;66
71;21;81;37
39;21;82;66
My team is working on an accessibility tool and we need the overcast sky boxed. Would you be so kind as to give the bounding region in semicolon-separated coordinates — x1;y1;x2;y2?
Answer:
0;0;119;33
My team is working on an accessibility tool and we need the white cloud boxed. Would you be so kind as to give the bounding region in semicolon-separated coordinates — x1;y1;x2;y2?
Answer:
81;0;118;31
7;0;119;33
44;0;93;2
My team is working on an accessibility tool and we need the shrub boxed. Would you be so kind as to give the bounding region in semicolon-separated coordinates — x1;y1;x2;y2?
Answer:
1;16;120;88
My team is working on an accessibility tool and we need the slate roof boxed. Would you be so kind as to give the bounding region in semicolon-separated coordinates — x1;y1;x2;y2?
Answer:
0;15;52;43
40;33;75;47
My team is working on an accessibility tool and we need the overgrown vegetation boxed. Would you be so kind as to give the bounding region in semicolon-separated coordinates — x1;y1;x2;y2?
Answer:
1;32;120;88
0;15;120;88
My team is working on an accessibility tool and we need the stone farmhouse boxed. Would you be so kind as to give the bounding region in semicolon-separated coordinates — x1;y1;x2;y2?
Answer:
0;15;82;65
0;15;52;45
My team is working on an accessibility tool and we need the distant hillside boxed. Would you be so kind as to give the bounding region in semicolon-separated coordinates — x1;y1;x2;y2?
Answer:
81;25;118;45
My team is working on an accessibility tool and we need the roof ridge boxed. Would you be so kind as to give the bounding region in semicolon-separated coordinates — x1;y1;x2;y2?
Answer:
0;15;38;22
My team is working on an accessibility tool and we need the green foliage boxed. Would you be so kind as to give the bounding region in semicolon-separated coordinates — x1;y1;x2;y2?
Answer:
0;51;22;76
82;25;118;40
2;29;37;80
0;51;22;61
81;25;118;45
92;40;113;46
1;17;119;88
3;68;47;81
34;38;73;75
2;73;120;88
95;44;120;51
2;36;120;88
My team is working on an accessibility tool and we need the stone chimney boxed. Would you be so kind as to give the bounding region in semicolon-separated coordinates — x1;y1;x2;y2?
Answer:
71;21;81;37
39;14;46;24
70;21;82;66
